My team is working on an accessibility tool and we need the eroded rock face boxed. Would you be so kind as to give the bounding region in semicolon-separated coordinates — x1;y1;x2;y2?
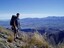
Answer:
46;30;64;45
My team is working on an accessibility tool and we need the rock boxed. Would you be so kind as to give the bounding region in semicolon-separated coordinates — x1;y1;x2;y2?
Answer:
0;43;7;48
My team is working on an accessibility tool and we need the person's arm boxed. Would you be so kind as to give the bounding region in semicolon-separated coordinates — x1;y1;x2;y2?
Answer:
17;19;20;27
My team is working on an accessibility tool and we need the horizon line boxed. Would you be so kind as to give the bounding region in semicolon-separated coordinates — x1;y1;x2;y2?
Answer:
0;16;64;21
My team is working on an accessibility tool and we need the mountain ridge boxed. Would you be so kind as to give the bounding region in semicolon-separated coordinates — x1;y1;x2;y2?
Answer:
0;16;64;29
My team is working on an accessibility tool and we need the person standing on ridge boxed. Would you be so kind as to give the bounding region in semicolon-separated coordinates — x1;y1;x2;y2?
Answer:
10;13;20;41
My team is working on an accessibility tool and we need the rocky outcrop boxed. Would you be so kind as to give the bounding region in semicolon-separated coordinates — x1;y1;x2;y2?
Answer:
46;30;64;45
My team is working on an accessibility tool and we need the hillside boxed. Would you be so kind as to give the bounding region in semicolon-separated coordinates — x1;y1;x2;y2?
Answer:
0;26;64;48
0;26;50;48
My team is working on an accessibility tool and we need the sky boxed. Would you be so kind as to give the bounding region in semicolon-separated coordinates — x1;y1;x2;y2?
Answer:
0;0;64;20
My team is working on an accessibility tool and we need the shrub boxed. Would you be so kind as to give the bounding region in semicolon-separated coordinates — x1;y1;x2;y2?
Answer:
29;32;49;48
7;35;14;43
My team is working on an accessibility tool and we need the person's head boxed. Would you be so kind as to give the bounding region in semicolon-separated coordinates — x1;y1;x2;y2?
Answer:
16;13;20;18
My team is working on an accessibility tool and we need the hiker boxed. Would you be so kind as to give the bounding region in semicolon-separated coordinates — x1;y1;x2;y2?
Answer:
16;13;20;30
10;13;20;41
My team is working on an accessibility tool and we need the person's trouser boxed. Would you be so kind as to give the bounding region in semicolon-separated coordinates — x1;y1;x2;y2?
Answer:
11;26;18;40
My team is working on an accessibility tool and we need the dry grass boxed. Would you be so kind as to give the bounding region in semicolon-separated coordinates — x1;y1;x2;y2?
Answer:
20;32;29;42
29;32;49;48
20;32;53;48
0;27;13;36
0;27;14;43
7;35;14;43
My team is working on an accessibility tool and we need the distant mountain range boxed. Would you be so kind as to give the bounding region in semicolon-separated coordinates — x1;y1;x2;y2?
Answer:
20;16;64;29
0;16;64;29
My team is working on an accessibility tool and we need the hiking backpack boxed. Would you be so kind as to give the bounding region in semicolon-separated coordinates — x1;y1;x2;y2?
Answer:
10;15;17;26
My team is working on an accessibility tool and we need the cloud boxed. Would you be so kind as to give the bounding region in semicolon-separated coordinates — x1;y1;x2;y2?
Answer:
20;13;48;18
0;13;48;20
20;13;64;18
0;13;11;20
0;13;64;20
